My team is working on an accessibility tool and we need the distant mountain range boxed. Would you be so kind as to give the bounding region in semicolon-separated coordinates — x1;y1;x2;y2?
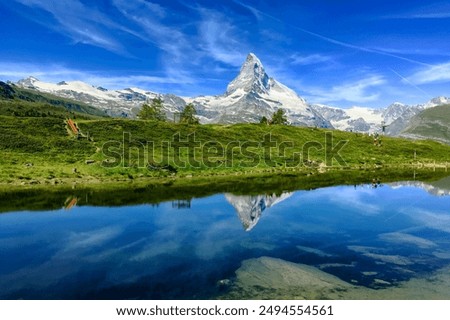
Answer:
15;76;163;118
0;80;106;118
401;105;450;144
11;53;450;141
312;97;450;136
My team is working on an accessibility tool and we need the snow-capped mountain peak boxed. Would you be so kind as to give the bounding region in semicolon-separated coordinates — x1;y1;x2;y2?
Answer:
13;54;329;127
15;76;169;117
424;96;450;108
190;53;328;127
226;52;270;95
13;53;448;135
17;76;39;88
312;95;450;136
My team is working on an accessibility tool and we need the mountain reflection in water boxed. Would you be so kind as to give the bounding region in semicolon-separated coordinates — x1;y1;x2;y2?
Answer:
1;172;450;299
225;193;293;231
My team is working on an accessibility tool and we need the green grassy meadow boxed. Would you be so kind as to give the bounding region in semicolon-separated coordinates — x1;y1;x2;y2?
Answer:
1;115;450;187
1;83;450;187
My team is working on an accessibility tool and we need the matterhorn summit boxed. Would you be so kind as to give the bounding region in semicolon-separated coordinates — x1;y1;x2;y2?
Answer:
190;53;331;127
14;53;448;135
226;53;271;95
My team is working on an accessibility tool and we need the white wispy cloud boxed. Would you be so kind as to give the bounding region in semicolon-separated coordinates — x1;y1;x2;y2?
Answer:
108;0;252;89
379;232;437;249
402;208;450;234
0;62;195;89
64;227;122;251
112;1;251;70
112;0;195;64
407;62;450;84
301;186;381;215
408;13;450;18
382;3;450;20
305;75;386;104
197;8;248;67
290;53;332;65
389;68;431;96
371;47;450;57
140;1;167;19
384;12;450;19
5;1;260;93
234;1;430;67
259;29;291;43
13;0;133;54
13;0;200;68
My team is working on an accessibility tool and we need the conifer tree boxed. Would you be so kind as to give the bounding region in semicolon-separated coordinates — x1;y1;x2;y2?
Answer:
138;97;166;121
271;108;287;125
259;116;269;125
180;103;199;125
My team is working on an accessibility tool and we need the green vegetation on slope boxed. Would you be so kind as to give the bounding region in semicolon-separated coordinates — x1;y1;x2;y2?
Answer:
0;99;105;120
78;118;450;168
1;110;450;186
0;81;108;118
1;83;449;186
403;105;450;144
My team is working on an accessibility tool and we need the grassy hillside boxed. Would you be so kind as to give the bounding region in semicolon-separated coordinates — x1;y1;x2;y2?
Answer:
1;112;450;186
0;81;108;118
0;99;106;120
402;105;450;144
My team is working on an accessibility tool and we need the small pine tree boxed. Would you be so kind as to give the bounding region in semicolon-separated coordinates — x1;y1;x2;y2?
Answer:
138;97;166;121
259;116;269;125
271;108;288;125
180;103;199;125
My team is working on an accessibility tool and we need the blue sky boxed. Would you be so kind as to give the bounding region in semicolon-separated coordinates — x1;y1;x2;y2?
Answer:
1;0;450;107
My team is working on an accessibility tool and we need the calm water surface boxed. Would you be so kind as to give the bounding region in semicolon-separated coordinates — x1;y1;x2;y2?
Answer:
1;178;450;299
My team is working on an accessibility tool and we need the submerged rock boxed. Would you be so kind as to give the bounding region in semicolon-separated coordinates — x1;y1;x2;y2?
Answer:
221;256;358;299
220;256;450;300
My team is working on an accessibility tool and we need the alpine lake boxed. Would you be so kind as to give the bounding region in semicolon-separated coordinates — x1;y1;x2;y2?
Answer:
1;169;450;300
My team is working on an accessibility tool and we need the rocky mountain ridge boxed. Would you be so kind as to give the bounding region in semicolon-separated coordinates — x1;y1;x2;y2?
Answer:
14;53;449;135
